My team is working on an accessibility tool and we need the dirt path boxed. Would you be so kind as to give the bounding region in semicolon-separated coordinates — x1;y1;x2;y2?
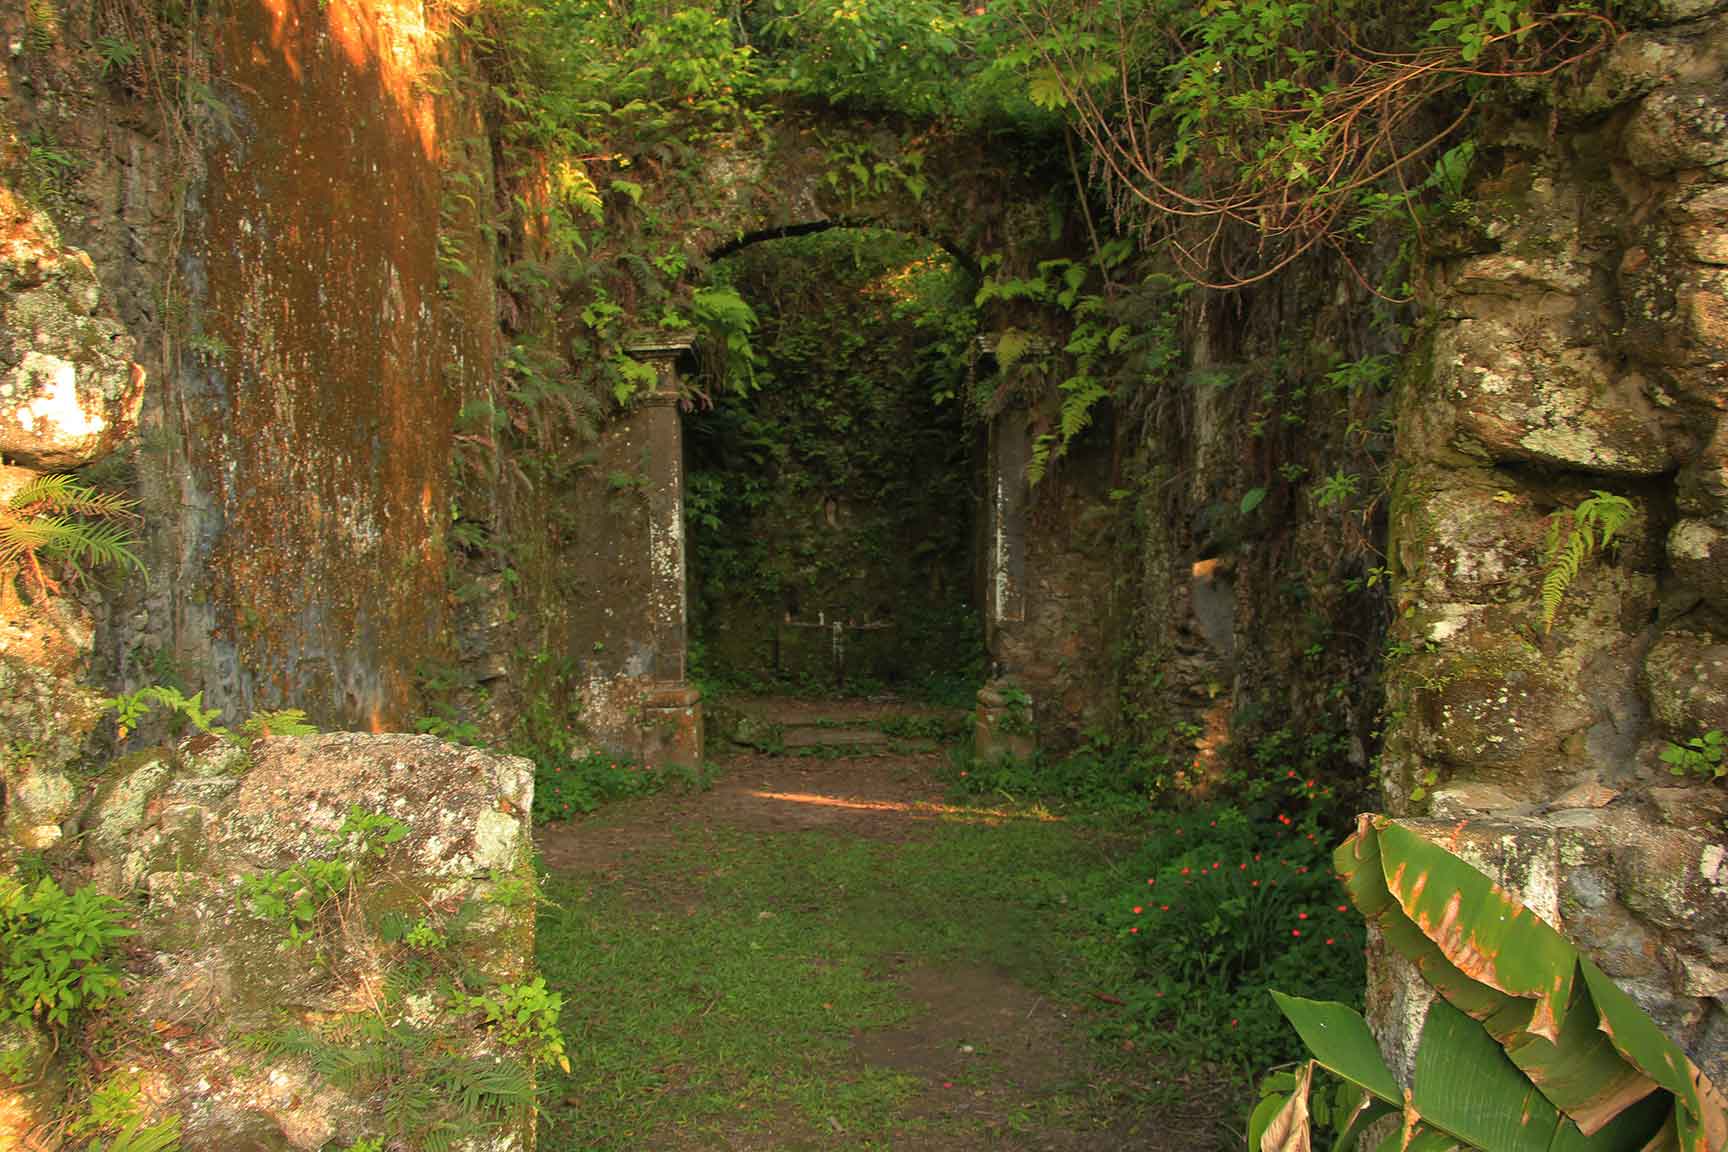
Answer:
534;697;1219;1152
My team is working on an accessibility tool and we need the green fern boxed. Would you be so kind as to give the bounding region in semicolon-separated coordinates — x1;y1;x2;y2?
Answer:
242;1019;534;1149
92;1116;180;1152
1539;491;1634;632
1;474;143;597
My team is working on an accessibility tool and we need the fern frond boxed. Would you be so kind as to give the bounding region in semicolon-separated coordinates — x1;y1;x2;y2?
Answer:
1539;492;1635;632
96;1116;181;1152
39;518;145;574
313;1042;396;1092
2;475;143;594
238;1027;329;1061
237;709;318;739
444;1055;533;1123
9;474;137;518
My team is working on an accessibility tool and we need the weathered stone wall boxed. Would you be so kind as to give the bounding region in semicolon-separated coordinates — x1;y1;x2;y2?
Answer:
2;0;501;737
1376;3;1728;1080
1102;267;1396;782
2;733;537;1151
0;182;144;848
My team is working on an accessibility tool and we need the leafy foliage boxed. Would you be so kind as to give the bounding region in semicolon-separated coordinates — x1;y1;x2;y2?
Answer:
1011;0;1618;284
532;750;710;822
91;1117;182;1152
101;685;317;744
1661;730;1726;781
1540;491;1635;632
0;875;131;1035
0;474;143;599
237;807;407;949
454;976;571;1072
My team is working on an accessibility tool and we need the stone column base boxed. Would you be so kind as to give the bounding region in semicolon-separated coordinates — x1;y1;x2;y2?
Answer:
641;683;704;768
974;681;1035;763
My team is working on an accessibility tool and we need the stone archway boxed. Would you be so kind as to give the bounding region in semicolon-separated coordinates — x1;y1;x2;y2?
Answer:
558;119;1097;766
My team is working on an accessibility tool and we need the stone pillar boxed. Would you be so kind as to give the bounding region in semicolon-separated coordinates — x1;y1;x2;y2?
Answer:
985;405;1030;637
975;398;1036;757
621;336;702;768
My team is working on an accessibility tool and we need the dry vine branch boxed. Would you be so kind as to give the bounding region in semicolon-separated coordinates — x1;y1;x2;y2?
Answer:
1010;2;1617;288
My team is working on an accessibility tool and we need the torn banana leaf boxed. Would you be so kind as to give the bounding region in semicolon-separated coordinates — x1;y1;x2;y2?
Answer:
1333;816;1724;1151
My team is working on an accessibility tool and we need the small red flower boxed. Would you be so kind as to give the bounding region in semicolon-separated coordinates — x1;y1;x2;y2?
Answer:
1159;904;1169;911
1292;929;1302;937
1336;904;1347;912
1325;938;1335;945
1130;926;1139;935
1180;867;1190;875
1251;880;1260;888
1133;906;1143;915
1298;912;1309;920
1147;878;1156;886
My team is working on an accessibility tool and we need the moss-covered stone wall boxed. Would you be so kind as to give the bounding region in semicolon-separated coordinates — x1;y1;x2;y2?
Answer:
1375;3;1728;1081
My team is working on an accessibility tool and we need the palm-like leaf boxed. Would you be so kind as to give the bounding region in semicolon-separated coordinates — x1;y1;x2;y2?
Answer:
1;474;143;594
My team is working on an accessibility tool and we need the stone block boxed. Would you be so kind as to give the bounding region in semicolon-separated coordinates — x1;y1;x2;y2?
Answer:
1432;313;1675;475
0;191;143;470
640;683;704;768
73;733;542;1150
975;681;1036;763
1643;626;1728;737
1624;81;1728;175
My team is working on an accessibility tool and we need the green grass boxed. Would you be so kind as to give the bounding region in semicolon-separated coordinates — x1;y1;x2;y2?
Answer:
535;817;1134;1150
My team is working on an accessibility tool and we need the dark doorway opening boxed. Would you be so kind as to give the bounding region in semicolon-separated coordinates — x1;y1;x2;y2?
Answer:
684;229;984;702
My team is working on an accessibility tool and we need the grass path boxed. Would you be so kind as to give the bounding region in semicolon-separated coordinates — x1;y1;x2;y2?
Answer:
533;710;1234;1150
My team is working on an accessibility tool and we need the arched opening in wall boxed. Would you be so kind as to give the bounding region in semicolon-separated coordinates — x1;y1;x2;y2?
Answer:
683;227;985;702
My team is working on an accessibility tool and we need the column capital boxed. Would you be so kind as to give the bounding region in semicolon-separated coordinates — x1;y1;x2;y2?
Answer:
623;331;697;365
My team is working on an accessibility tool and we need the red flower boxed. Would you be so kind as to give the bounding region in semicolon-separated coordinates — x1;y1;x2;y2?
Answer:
1130;926;1139;935
1298;912;1309;920
1180;867;1190;875
1133;906;1143;915
1292;929;1302;937
1325;938;1335;945
1159;904;1169;911
1336;904;1347;912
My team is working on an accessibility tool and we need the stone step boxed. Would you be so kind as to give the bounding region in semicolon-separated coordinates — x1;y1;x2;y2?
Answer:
782;725;889;749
